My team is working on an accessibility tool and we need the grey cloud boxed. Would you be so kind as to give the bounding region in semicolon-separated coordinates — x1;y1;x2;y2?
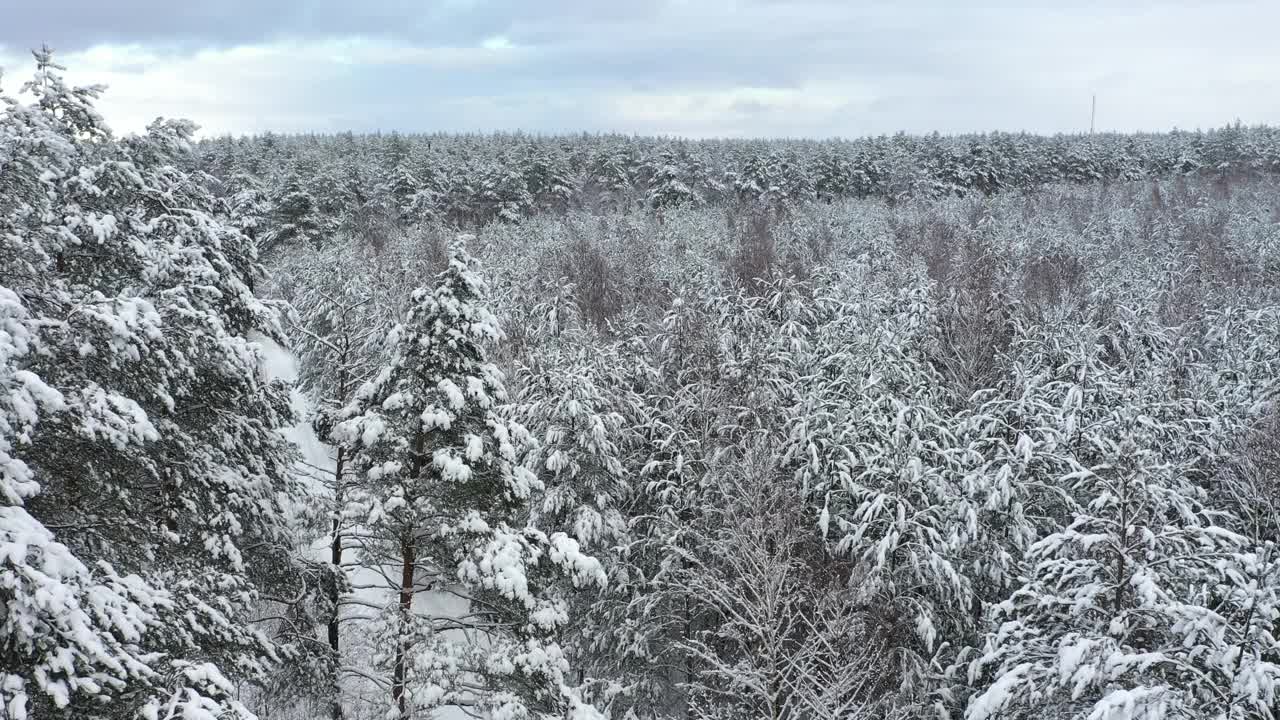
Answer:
0;0;656;52
3;1;448;51
2;0;1277;137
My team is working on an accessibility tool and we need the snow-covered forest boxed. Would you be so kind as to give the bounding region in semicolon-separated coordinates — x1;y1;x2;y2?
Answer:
5;51;1280;720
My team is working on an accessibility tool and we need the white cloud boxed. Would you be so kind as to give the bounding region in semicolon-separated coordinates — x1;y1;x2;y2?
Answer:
0;38;535;135
480;35;513;51
607;84;876;138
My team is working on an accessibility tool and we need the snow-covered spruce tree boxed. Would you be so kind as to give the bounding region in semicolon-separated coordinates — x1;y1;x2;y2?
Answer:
965;315;1280;720
508;332;641;712
512;338;631;552
227;172;272;247
519;145;576;214
381;163;443;227
263;173;325;253
1;51;322;719
310;165;358;223
489;274;665;716
781;269;987;712
647;153;702;210
1198;306;1280;554
585;144;639;212
814;152;854;202
475;160;535;224
334;237;604;719
594;285;734;720
382;164;421;214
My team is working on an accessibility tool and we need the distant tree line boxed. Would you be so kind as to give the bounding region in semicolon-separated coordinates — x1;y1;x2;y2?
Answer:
198;123;1280;243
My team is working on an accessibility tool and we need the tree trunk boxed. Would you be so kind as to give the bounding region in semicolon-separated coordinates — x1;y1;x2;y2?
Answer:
329;446;346;720
393;427;427;718
1114;472;1130;613
683;593;693;720
393;537;416;719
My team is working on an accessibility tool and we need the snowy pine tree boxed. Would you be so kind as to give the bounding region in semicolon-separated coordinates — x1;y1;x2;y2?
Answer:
1;50;320;720
965;314;1280;720
334;237;604;719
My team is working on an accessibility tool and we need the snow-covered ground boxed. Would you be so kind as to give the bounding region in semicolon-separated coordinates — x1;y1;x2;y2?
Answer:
255;334;333;477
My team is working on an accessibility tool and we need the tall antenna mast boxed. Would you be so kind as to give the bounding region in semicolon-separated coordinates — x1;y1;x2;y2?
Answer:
1090;94;1096;134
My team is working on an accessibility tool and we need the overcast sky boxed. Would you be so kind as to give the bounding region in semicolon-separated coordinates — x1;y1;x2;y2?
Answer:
1;1;1277;138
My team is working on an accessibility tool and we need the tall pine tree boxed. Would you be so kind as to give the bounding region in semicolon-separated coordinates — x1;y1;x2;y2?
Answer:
2;50;322;720
334;237;604;719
